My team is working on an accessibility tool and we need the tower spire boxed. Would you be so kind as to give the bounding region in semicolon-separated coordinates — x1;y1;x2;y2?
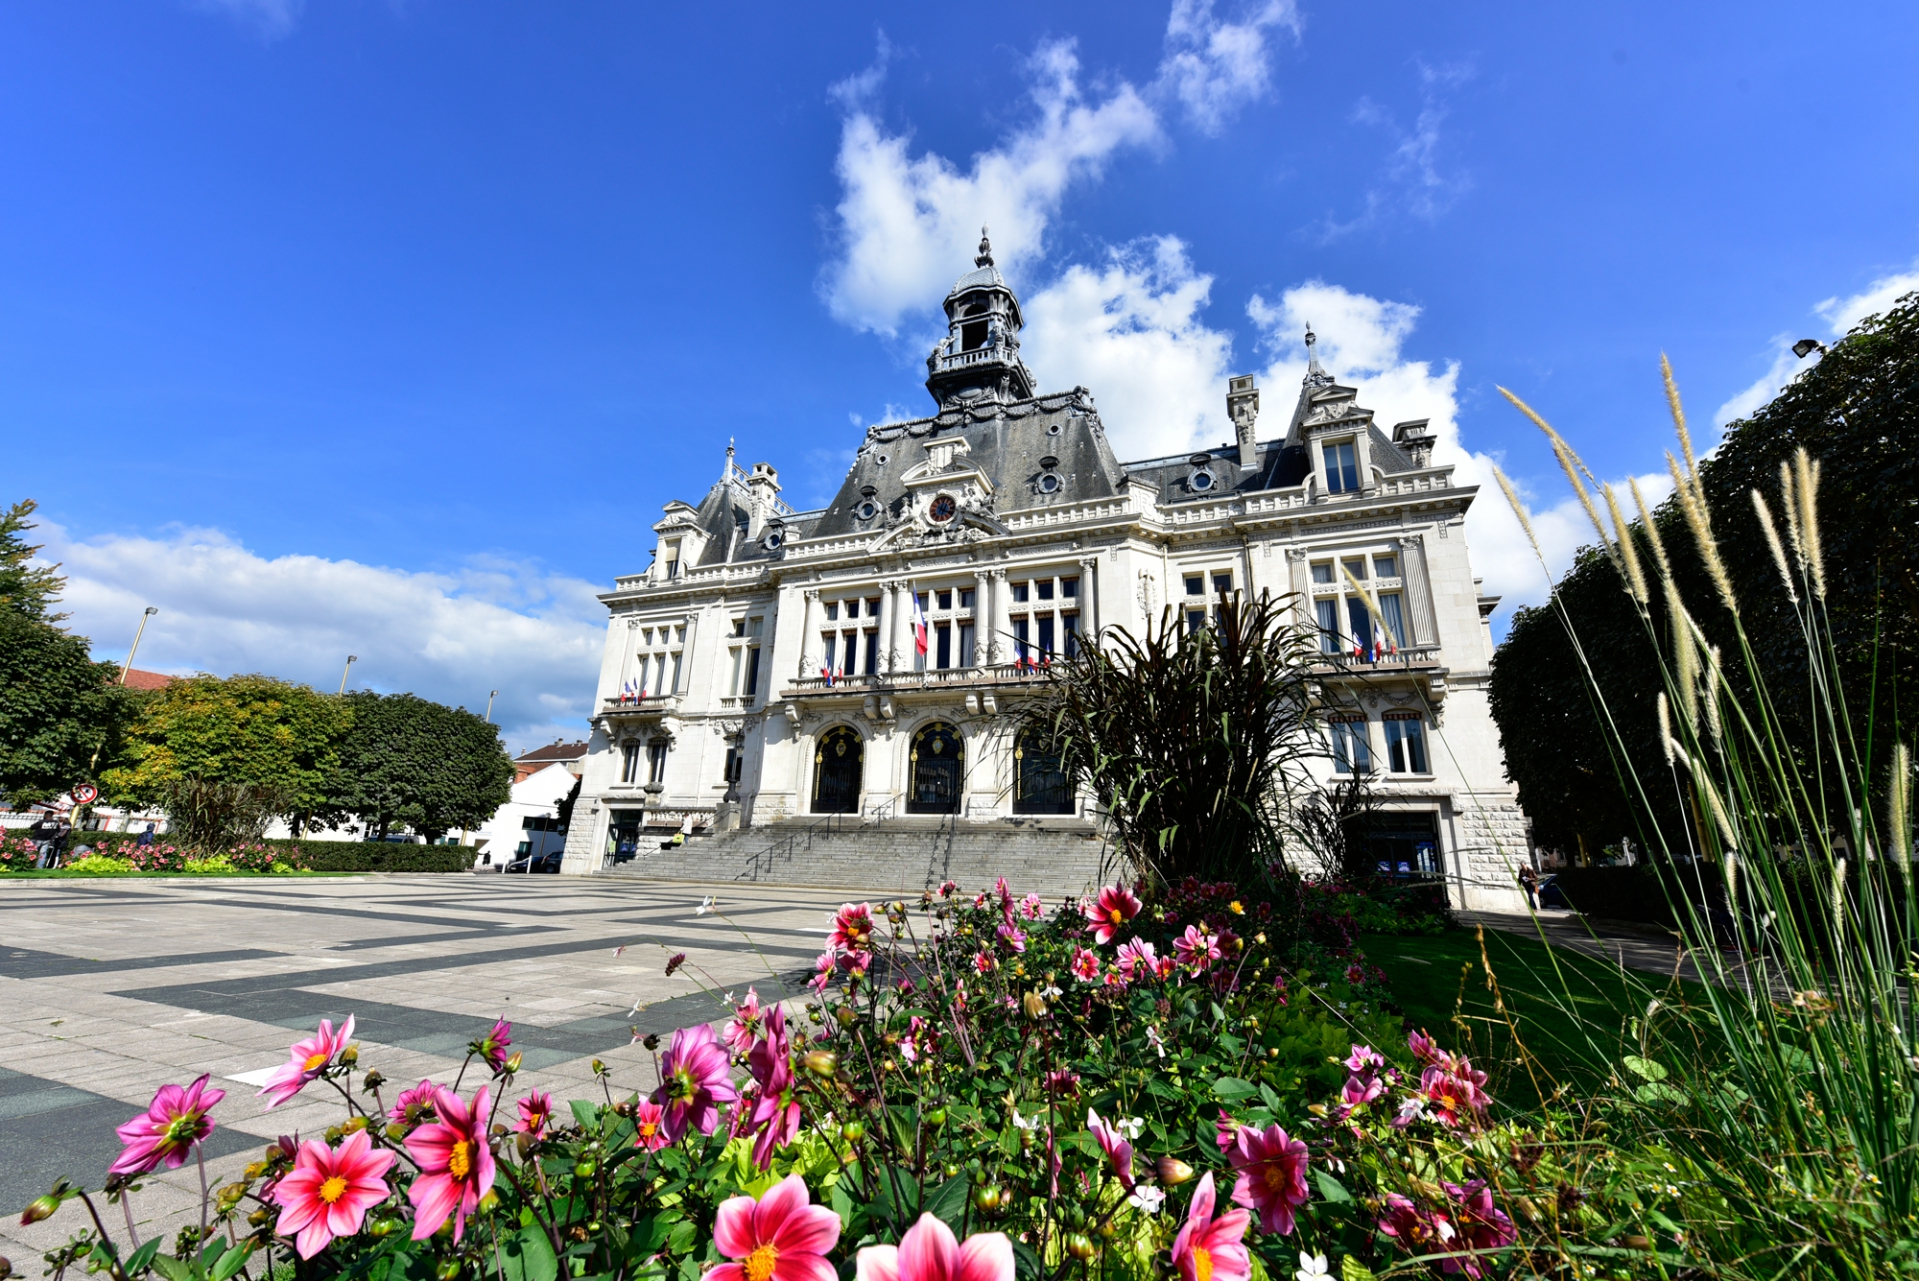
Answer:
1303;323;1332;387
975;226;994;268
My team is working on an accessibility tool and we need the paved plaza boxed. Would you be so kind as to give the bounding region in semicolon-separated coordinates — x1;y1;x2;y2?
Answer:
0;874;856;1268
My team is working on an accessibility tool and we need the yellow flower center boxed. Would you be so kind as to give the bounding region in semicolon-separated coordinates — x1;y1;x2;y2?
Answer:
318;1175;349;1205
1108;909;1123;924
638;1120;658;1139
745;1243;779;1281
1264;1165;1287;1190
304;1052;330;1071
448;1140;472;1180
1190;1246;1213;1281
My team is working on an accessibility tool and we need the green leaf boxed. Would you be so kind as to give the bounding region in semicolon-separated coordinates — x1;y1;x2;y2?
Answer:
1213;1076;1257;1101
210;1243;253;1281
571;1100;601;1130
123;1239;163;1276
519;1227;561;1281
149;1255;191;1281
1012;1240;1045;1281
1622;1055;1668;1082
1341;1257;1377;1281
921;1174;971;1231
1314;1169;1354;1205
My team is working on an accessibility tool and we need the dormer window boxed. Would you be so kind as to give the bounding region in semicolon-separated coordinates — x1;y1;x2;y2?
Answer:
662;540;682;579
1191;469;1216;493
1323;441;1359;494
855;499;879;522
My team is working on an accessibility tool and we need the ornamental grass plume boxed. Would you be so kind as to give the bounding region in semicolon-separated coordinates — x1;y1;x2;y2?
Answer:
258;1015;355;1109
1082;884;1142;944
855;1211;1013;1281
1170;1172;1252;1281
403;1084;495;1243
110;1074;225;1175
1225;1122;1310;1235
705;1174;842;1281
653;1023;738;1141
270;1129;397;1259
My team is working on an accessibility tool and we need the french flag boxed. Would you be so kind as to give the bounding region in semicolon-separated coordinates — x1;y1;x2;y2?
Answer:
912;588;929;656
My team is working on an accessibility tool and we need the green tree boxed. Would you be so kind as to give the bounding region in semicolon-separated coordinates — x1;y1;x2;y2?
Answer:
103;674;354;845
330;692;513;842
1489;290;1919;857
0;498;139;806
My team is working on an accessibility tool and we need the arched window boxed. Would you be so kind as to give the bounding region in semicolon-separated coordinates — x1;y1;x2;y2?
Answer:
1014;729;1074;815
812;726;864;814
907;722;964;815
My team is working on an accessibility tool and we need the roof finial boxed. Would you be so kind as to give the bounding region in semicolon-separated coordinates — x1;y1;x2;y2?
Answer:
724;437;736;479
975;226;994;268
1303;323;1332;387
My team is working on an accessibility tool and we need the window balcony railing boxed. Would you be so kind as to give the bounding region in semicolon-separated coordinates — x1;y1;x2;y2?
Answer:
1309;646;1442;675
782;661;1057;698
601;694;682;714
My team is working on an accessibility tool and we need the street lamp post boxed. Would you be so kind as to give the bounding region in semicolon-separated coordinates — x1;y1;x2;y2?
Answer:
119;607;158;686
338;656;358;695
485;690;499;723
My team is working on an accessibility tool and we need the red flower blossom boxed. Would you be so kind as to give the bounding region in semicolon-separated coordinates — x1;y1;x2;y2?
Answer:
634;1100;670;1151
111;1075;225;1175
404;1085;496;1243
271;1129;396;1259
828;903;876;955
1174;925;1221;973
1170;1173;1250;1281
1070;947;1101;982
1227;1122;1311;1235
705;1173;842;1281
1082;885;1143;945
514;1091;553;1137
1440;1180;1518;1277
856;1211;1013;1281
727;987;766;1056
1378;1193;1456;1258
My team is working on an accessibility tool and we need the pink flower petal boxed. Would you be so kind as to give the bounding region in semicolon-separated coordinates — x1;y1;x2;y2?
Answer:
770;1202;842;1258
713;1195;760;1259
752;1173;808;1242
898;1213;959;1281
769;1255;838;1281
955;1232;1014;1281
856;1245;901;1281
703;1265;748;1281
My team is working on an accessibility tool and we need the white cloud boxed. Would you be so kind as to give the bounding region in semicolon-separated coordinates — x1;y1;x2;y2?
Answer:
1022;237;1235;460
1247;281;1671;613
1157;0;1301;134
37;520;604;754
191;0;304;39
1316;62;1472;240
1715;261;1919;427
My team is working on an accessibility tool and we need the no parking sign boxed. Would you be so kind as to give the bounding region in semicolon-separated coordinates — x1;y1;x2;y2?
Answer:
72;783;98;805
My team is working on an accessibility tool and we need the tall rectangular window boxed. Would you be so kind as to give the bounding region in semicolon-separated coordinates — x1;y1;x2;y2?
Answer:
621;742;640;784
744;647;761;697
960;588;976;609
937;590;952;610
728;648;743;694
669;653;682;691
1316;598;1339;654
1061;577;1079;599
723;746;740;785
864;631;879;674
1013;618;1030;660
1379;593;1406;649
1212;572;1232;596
1384;714;1429;774
1311;562;1334;584
1038;616;1055;656
845;598;860;619
1323;441;1359;493
936;623;951;669
1346;598;1374;653
1185;574;1204;596
824;602;839;622
1012;582;1029;603
959;622;976;667
1330;719;1371;774
647;741;668;784
1374;555;1398;578
1037;580;1055;601
1187;609;1207;634
822;634;837;674
1063;613;1080;659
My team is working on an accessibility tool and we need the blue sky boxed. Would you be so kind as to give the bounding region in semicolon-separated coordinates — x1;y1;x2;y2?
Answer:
7;1;1917;749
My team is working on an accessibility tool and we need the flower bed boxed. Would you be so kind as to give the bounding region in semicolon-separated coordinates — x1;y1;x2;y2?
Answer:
0;834;475;875
14;879;1700;1281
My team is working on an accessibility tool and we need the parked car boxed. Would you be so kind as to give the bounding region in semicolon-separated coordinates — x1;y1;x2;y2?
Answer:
504;849;563;874
1537;874;1571;910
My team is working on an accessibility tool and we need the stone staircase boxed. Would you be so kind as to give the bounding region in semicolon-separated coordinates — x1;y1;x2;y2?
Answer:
598;815;1114;900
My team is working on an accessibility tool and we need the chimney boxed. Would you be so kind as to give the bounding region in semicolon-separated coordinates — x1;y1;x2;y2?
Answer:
745;463;781;537
1391;420;1435;468
1227;374;1260;471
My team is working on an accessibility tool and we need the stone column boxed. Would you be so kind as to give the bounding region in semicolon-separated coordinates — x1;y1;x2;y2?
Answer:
798;590;820;678
1286;548;1312;629
1398;534;1439;647
888;580;911;673
987;569;1010;664
1077;557;1099;646
972;568;991;667
873;580;893;677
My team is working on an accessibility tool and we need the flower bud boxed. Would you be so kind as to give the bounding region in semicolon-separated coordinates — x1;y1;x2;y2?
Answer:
386;1123;408;1141
1022;991;1048;1019
840;1121;866;1142
361;1069;385;1092
591;1059;608;1076
923;1107;947;1127
504;1052;523;1074
973;1185;1004;1213
1156;1157;1195;1186
19;1196;58;1226
834;1007;857;1028
340;1044;359;1065
1065;1234;1096;1261
342;1115;368;1133
0;1256;13;1280
805;1050;839;1076
643;1034;661;1051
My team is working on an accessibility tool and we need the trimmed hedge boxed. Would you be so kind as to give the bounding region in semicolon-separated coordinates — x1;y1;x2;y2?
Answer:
1548;863;1723;928
262;838;477;873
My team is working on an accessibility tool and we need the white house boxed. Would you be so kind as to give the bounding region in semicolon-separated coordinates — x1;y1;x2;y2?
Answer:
471;761;577;868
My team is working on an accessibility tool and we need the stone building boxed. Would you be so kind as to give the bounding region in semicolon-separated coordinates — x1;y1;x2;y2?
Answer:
561;233;1527;909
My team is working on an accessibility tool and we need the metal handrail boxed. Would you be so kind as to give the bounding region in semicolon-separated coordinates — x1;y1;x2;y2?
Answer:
865;794;901;823
737;811;848;881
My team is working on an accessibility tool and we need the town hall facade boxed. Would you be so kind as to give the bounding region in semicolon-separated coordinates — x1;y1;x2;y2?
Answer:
560;234;1528;910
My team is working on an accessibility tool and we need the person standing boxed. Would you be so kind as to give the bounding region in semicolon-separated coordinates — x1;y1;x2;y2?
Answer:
1517;863;1540;910
136;822;156;847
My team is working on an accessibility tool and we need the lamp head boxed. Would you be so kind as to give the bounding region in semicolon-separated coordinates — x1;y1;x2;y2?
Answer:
1791;338;1826;359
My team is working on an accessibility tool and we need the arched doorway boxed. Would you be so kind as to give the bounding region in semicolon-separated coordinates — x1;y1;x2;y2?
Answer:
812;726;863;814
1013;729;1074;815
907;722;964;814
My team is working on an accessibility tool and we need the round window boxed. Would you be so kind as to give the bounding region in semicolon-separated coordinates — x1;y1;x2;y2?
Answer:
763;531;784;551
875;453;890;465
928;494;957;523
1191;469;1215;492
1046;422;1062;436
855;499;879;521
1037;473;1061;494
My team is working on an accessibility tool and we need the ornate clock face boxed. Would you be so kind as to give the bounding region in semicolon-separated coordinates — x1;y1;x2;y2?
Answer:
928;494;957;523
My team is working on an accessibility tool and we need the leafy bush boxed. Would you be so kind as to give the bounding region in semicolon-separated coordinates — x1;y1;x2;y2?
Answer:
283;839;476;873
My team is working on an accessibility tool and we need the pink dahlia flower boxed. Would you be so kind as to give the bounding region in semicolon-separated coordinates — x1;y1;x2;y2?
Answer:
258;1015;355;1109
404;1084;496;1243
1440;1180;1517;1277
1082;885;1143;945
653;1023;738;1141
1116;939;1157;981
634;1099;670;1151
515;1091;553;1137
1378;1193;1456;1258
748;1008;801;1170
1420;1058;1492;1129
856;1211;1013;1281
1086;1109;1135;1190
1227;1122;1311;1236
474;1019;513;1072
704;1172;842;1281
1170;1173;1251;1281
808;951;836;995
387;1079;440;1127
828;903;875;955
1019;893;1045;920
111;1074;225;1175
727;987;766;1056
1407;1028;1442;1066
271;1128;397;1259
972;950;996;975
1173;925;1221;974
1070;947;1101;982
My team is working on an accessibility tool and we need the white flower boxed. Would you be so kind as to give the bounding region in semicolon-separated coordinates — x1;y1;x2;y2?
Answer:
1295;1253;1331;1281
1039;983;1063;1000
1116;1115;1146;1140
1012;1110;1043;1131
1127;1185;1164;1215
1146;1026;1167;1059
696;896;718;915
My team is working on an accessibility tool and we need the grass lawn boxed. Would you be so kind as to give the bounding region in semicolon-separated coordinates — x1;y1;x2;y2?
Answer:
1358;925;1701;1107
